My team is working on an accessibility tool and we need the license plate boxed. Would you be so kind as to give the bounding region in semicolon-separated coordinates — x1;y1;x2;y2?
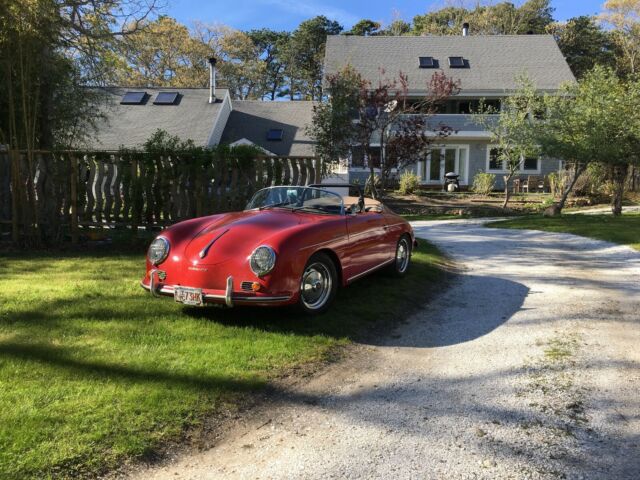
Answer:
174;286;203;306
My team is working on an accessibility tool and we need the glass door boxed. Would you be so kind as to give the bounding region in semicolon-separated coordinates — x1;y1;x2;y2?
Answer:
419;146;469;185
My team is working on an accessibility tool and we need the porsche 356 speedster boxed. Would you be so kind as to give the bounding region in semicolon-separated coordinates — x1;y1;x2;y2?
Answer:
141;184;416;314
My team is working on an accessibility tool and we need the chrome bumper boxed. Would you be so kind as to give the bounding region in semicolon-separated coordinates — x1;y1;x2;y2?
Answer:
141;272;291;306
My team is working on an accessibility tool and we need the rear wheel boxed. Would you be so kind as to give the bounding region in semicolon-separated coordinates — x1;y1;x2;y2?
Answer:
387;235;412;277
298;253;338;315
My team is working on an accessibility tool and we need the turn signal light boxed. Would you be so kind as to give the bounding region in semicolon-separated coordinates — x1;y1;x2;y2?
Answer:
251;282;261;292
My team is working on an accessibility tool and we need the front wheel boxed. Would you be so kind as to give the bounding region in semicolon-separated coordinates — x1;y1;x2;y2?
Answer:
387;235;412;277
298;253;338;315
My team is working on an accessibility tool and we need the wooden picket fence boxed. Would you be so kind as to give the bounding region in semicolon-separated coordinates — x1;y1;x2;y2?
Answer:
0;149;323;245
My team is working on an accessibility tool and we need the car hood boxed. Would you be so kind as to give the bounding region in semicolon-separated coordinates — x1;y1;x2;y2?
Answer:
181;209;314;265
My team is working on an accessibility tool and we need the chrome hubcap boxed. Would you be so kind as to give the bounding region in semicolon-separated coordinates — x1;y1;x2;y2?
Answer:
396;239;410;273
301;262;332;310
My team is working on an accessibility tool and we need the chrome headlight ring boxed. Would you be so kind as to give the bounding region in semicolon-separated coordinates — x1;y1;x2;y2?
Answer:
249;245;277;277
148;236;170;265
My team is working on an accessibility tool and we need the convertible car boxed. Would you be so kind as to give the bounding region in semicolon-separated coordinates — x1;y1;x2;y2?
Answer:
141;184;416;314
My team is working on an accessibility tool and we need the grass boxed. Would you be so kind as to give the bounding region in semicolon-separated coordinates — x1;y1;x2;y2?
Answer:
488;213;640;251
0;242;446;479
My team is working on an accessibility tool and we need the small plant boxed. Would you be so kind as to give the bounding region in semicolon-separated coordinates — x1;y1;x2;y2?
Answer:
398;171;421;195
472;172;496;195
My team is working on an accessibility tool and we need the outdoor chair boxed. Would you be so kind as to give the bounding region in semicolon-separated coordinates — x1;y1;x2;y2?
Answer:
522;176;541;193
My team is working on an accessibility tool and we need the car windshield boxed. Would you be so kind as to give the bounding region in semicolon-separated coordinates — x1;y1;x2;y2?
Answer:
245;187;344;215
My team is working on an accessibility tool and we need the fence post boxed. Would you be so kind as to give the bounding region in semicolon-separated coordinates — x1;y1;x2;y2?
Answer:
131;156;138;236
70;155;79;245
10;150;19;243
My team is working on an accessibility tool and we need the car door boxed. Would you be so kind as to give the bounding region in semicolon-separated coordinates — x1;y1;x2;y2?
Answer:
343;209;391;281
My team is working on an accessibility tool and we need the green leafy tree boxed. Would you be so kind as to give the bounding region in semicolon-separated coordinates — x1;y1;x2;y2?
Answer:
539;66;640;215
548;16;616;78
247;29;290;100
284;16;343;100
347;19;382;36
474;77;543;209
412;0;554;35
308;65;361;166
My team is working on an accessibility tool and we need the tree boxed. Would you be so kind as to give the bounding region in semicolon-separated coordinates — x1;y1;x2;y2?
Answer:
0;0;158;150
548;16;616;78
537;66;640;215
313;66;459;198
600;0;640;76
247;29;290;100
284;16;343;100
307;65;362;166
115;16;213;88
217;29;266;100
383;72;460;187
412;0;554;36
474;77;543;209
347;20;381;36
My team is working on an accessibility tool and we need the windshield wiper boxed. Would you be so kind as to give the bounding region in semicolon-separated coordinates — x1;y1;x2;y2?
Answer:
291;205;331;214
259;201;293;211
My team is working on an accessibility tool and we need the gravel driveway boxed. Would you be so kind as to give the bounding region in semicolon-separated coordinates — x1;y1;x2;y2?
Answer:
128;219;640;480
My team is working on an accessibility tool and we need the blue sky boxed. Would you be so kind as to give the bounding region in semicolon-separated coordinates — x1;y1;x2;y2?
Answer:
166;0;605;31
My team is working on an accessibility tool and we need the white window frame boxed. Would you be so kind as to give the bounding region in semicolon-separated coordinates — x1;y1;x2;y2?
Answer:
485;145;542;175
416;144;470;185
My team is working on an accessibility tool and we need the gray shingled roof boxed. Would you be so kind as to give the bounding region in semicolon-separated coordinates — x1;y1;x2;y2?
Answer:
324;35;576;94
88;87;228;150
220;101;316;156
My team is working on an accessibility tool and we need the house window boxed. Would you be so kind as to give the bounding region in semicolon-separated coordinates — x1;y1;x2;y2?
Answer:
523;156;539;171
418;145;470;184
448;56;466;68
489;148;504;171
419;56;437;68
350;146;381;168
267;129;284;141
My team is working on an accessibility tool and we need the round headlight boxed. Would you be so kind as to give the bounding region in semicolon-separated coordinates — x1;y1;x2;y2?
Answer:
148;236;170;265
250;245;276;277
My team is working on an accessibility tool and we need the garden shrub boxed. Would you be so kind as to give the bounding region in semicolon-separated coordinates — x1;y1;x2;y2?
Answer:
472;172;496;195
398;171;421;194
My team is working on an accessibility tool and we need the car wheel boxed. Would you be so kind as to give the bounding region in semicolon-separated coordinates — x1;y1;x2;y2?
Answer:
388;235;412;277
298;252;338;315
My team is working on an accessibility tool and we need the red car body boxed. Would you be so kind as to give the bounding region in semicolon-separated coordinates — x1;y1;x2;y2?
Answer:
141;186;415;310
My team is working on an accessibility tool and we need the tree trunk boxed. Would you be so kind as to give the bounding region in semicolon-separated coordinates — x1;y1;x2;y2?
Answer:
611;163;629;216
557;162;586;211
502;174;512;209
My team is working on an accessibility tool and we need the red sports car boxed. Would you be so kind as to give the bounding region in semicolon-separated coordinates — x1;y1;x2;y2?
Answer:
141;184;416;314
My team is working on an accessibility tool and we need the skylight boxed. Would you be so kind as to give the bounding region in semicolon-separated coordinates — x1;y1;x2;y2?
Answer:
419;57;436;68
267;129;284;141
153;92;180;105
448;56;466;68
120;91;148;105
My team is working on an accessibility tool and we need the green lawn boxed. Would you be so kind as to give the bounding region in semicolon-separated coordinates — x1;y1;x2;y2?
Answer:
488;213;640;251
0;243;446;479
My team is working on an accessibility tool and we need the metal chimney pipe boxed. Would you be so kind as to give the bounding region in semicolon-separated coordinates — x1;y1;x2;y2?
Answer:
208;57;217;103
462;22;469;36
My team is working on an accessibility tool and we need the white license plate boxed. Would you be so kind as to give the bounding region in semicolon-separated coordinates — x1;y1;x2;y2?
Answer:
174;287;203;306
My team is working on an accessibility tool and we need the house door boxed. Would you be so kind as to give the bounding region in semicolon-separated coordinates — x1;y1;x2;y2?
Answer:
420;147;468;185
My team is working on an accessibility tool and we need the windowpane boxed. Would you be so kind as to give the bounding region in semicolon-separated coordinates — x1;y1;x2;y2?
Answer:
489;148;503;170
445;149;456;173
523;157;538;171
351;146;364;167
429;149;441;181
368;147;381;168
458;148;467;180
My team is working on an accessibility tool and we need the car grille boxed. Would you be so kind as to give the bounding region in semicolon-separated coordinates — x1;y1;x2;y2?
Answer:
240;281;254;292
